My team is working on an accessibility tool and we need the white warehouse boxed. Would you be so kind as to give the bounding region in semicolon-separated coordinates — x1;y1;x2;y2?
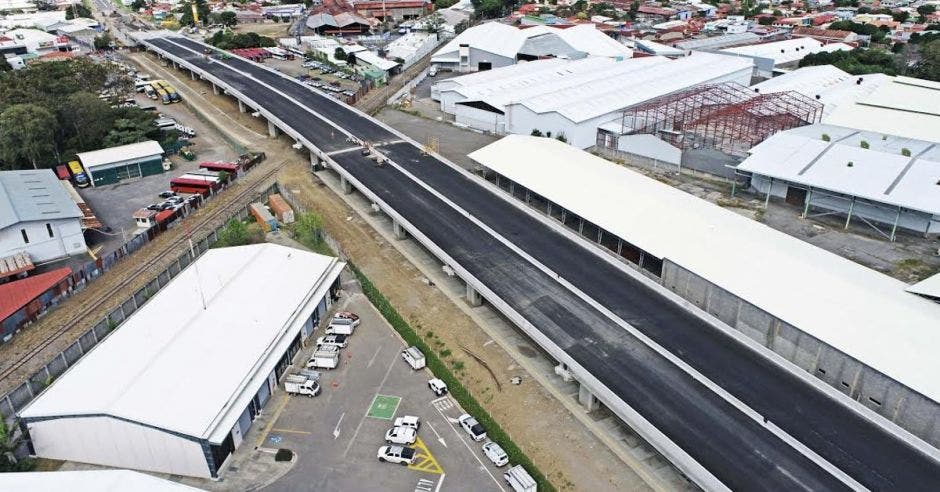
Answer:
18;243;345;478
0;170;86;263
433;52;753;148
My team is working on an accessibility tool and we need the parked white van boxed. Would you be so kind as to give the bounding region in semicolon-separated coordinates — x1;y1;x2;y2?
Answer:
504;465;536;492
307;345;340;370
402;346;426;370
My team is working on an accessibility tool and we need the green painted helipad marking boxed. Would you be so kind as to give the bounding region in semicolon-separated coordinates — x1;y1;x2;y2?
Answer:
367;394;401;420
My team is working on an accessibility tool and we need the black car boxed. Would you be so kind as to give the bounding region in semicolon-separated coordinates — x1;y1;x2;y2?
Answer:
158;190;176;199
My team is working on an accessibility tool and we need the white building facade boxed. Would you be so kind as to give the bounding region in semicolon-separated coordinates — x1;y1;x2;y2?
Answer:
19;244;345;478
0;170;85;263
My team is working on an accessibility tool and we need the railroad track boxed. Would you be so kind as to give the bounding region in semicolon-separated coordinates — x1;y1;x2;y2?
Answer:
0;162;284;385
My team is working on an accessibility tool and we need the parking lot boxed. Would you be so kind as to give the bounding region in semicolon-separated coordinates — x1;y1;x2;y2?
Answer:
261;290;509;492
78;89;240;256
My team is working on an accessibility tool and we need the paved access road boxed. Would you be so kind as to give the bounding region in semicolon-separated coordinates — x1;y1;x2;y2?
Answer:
142;35;940;490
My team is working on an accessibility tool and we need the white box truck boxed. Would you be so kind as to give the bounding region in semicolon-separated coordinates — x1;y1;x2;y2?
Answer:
504;465;536;492
307;346;340;369
285;376;320;397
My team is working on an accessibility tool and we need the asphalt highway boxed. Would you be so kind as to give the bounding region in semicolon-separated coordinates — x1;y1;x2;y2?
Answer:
144;36;940;490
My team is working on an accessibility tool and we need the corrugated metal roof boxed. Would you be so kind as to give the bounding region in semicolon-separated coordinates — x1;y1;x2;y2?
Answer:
432;22;631;62
19;244;345;443
906;273;940;300
468;134;940;406
737;124;940;215
675;32;760;50
0;170;83;230
76;141;164;170
721;37;850;65
0;267;70;321
511;51;753;122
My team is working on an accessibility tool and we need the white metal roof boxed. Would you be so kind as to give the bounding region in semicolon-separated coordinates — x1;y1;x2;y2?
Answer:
469;134;940;405
432;21;631;62
352;50;398;71
454;57;655;112
0;169;82;230
433;57;570;95
905;273;940;300
737;124;940;215
751;68;940;142
721;37;849;65
20;244;345;443
76;140;164;170
508;51;752;123
0;470;205;491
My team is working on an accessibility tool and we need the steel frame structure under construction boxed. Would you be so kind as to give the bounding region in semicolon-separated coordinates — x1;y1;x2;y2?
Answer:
618;82;823;156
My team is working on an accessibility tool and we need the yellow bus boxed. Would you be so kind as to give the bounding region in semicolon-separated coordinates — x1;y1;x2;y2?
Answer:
152;80;171;105
67;160;90;188
162;82;181;103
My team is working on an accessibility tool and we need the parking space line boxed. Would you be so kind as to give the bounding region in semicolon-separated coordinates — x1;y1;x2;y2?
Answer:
271;428;312;435
343;353;399;458
256;394;291;448
408;437;444;474
433;403;506;491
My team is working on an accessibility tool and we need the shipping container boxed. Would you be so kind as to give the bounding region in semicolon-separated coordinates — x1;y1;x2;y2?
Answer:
268;194;295;224
249;202;278;233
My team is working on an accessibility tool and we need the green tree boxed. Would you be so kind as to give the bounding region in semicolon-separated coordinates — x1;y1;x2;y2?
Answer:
131;0;146;9
435;0;458;7
93;33;113;50
0;417;33;472
913;39;940;81
66;3;92;19
180;0;210;25
216;10;238;27
891;11;909;23
292;211;324;246
0;104;56;169
917;5;936;22
59;92;114;156
214;218;251;247
103;117;150;148
334;47;347;61
478;0;503;17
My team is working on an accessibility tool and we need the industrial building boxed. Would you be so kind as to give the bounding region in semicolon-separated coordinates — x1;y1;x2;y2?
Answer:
0;470;204;491
469;135;940;447
76;140;165;187
596;81;823;175
18;244;345;478
430;22;632;73
751;67;940;143
1;267;73;343
719;37;852;78
735;124;940;238
0;169;86;263
432;52;753;148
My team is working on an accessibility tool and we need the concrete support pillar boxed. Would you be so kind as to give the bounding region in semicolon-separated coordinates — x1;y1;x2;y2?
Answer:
579;382;599;412
466;283;482;307
392;220;407;240
238;100;246;113
310;151;322;170
212;83;220;96
190;70;197;80
340;175;353;195
267;120;279;138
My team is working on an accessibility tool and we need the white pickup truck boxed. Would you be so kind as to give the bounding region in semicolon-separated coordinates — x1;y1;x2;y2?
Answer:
284;374;320;397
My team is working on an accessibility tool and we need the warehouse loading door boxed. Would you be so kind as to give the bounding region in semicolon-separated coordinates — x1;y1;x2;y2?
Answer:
785;186;807;206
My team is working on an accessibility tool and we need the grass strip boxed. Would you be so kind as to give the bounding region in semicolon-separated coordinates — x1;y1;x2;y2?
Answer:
347;262;554;492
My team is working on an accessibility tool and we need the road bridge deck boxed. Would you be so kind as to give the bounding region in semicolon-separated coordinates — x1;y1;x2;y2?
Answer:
140;34;940;490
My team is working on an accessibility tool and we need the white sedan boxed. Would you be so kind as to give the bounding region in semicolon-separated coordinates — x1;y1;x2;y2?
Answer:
482;441;509;467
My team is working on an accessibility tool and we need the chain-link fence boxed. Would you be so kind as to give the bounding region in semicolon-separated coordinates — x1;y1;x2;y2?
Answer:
1;183;280;446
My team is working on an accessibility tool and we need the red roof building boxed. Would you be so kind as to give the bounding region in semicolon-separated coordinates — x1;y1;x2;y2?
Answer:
1;267;72;341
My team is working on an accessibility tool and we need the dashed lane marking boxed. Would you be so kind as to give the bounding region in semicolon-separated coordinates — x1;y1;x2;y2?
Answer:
271;428;312;435
408;437;444;475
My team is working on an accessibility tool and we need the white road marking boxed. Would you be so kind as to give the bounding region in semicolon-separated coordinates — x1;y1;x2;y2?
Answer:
433;403;505;492
333;412;345;440
343;353;398;457
434;474;446;492
427;421;447;448
367;346;382;368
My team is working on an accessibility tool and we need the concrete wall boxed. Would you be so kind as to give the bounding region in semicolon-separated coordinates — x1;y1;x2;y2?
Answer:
434;47;514;73
26;416;210;478
661;259;940;448
0;218;86;263
750;174;939;235
616;134;682;165
454;103;504;133
506;106;611;149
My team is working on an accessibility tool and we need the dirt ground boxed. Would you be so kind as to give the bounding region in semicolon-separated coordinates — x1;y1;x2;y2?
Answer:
277;162;656;492
233;22;292;38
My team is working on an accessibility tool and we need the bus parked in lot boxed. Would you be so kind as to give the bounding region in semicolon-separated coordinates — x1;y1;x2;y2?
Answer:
67;160;89;188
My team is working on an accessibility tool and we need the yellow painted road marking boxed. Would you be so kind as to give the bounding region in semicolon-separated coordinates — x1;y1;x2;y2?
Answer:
408;437;443;474
271;428;312;435
256;395;291;447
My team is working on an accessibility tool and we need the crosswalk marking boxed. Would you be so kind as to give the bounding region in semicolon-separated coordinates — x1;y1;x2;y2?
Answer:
415;478;436;491
432;398;454;412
